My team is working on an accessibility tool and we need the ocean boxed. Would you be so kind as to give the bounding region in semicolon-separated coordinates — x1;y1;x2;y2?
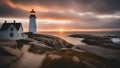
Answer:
38;31;120;45
38;31;120;37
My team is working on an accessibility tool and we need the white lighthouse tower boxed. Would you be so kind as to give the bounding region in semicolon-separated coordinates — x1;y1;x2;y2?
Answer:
29;9;36;33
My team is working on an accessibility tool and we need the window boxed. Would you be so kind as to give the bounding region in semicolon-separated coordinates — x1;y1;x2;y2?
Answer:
10;27;14;31
10;33;13;37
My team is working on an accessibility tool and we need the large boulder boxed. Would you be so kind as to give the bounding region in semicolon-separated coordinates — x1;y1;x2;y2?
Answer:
40;49;111;68
0;46;22;67
0;46;22;58
0;39;22;68
29;42;53;54
27;34;73;54
0;38;17;48
28;34;73;49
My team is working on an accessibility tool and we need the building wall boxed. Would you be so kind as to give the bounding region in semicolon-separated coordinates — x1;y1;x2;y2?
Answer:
17;25;23;39
7;25;18;40
1;25;17;39
0;30;9;38
0;25;14;39
29;17;36;33
0;25;27;40
17;25;27;39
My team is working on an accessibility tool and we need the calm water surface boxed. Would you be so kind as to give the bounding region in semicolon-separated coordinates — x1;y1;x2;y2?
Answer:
38;31;120;36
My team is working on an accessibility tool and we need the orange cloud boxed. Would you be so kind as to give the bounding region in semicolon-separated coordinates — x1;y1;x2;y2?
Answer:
6;0;49;12
36;28;120;32
6;0;16;8
37;19;72;24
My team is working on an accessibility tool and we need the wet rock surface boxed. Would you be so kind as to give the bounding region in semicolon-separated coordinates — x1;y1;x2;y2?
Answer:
28;34;73;48
26;34;73;54
70;34;120;50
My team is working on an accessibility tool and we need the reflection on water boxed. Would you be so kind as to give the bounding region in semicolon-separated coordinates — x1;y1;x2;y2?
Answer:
58;31;65;36
61;37;86;45
41;31;86;45
58;33;85;45
39;31;120;45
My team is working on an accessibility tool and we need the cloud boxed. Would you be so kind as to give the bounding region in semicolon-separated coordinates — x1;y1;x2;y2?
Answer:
0;0;120;31
5;0;120;14
0;6;27;18
0;0;27;18
38;11;79;21
102;19;120;28
1;0;120;17
88;0;120;14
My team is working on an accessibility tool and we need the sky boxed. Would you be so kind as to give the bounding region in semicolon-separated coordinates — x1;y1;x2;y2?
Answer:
0;0;120;32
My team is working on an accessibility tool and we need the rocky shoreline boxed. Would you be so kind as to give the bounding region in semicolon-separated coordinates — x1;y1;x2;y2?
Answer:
1;33;120;68
27;33;73;54
69;34;120;50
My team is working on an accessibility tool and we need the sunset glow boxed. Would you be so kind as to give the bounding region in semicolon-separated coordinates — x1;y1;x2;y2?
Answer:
6;0;49;12
59;28;64;32
0;0;120;32
0;1;120;68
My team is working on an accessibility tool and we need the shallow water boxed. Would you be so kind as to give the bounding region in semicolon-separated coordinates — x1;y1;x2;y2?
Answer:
39;31;120;36
40;31;120;45
111;38;120;44
60;36;86;45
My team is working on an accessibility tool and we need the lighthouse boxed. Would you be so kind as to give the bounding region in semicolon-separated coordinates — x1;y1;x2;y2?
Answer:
29;9;36;33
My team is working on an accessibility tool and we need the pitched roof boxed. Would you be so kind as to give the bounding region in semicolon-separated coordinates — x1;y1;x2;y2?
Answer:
30;9;35;13
0;23;23;31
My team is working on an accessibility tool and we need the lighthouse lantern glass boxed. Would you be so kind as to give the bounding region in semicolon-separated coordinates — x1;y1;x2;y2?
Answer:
31;12;35;15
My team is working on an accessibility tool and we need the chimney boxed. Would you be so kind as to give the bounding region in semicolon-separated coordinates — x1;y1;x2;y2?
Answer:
4;20;7;23
14;20;15;23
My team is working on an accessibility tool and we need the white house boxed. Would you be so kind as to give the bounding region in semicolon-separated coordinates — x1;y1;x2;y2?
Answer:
0;20;27;40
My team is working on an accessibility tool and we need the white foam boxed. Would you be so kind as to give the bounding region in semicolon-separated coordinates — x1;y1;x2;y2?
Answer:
111;38;120;44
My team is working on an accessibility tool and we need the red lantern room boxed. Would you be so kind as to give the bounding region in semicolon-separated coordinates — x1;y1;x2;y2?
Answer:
30;9;35;16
